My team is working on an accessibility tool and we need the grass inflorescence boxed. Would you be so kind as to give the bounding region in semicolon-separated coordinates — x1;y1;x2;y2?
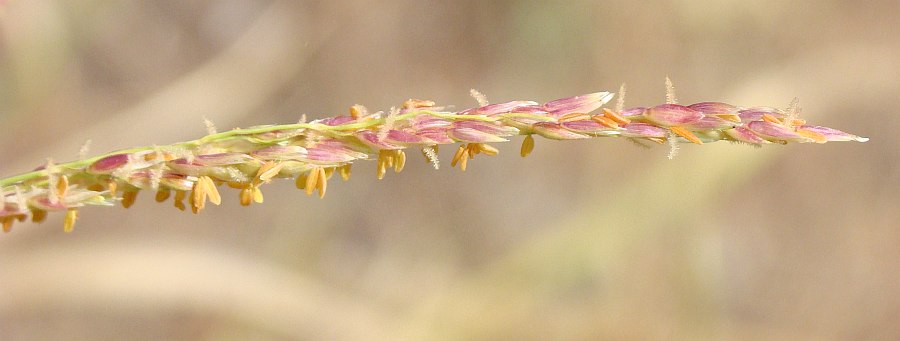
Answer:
0;82;868;233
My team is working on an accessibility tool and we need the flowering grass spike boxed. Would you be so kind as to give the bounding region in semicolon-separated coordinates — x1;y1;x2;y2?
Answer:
0;84;867;233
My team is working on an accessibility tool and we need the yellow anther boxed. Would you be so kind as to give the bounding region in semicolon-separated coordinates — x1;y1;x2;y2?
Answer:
520;135;535;157
155;189;171;202
63;208;78;233
796;128;827;143
202;177;221;205
122;190;139;208
173;191;187;211
339;164;352;181
467;144;478;159
57;175;69;198
559;113;591;123
591;115;619;129
478;143;499;156
394;150;406;173
377;158;387;180
602;108;631;125
31;209;47;223
670;126;703;145
459;149;469;171
240;187;253;206
256;162;284;183
295;173;308;189
252;186;264;203
305;168;319;196
349;104;366;119
789;118;807;127
451;145;466;167
107;180;118;194
316;167;327;199
762;114;783;125
402;99;436;109
715;114;741;123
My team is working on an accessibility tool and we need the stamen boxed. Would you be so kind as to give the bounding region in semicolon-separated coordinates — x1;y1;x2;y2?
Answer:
295;173;308;189
305;168;319;196
394;150;406;173
459;149;469;171
256;162;284;183
122;190;139;208
559;113;591;123
467;144;478;159
155;189;171;202
478;143;499;156
520;135;535;157
173;191;186;211
591;115;620;129
716;114;741;123
324;167;335;180
339;164;352;180
602;108;631;125
63;208;78;233
2;218;13;233
451;145;466;167
762;114;783;125
349;105;368;119
670;126;703;145
316;167;327;199
252;186;264;203
796;128;828;143
377;158;387;180
240;187;253;206
202;177;221;205
107;180;118;195
56;175;69;199
402;99;436;109
32;209;48;223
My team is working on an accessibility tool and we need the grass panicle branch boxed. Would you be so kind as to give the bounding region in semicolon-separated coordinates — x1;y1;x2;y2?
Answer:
0;84;868;233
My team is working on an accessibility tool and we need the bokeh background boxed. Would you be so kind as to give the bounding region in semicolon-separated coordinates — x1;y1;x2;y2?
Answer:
1;1;897;340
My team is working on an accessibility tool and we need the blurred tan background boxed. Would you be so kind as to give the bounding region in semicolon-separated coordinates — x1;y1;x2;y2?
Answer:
1;1;898;340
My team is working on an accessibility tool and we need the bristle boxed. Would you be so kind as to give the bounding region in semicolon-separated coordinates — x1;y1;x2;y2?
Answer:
203;117;217;135
615;83;626;113
667;131;680;160
470;89;489;106
422;146;440;170
665;77;678;104
78;139;92;160
378;107;400;141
